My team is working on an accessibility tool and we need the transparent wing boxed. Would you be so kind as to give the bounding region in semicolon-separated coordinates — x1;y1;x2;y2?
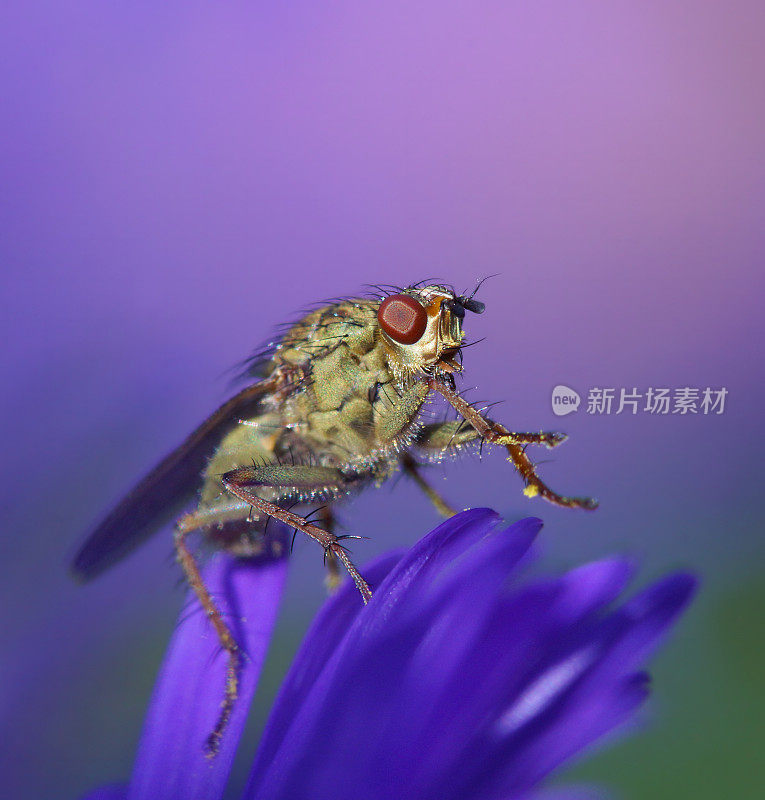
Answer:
71;379;276;581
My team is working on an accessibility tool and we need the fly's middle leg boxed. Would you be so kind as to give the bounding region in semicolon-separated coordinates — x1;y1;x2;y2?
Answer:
400;452;457;517
317;506;343;594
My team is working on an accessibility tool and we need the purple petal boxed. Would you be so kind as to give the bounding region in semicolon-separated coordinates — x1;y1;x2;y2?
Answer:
127;542;288;800
600;573;699;669
362;560;635;797
473;575;698;796
394;559;637;795
244;509;696;800
351;510;539;649
248;549;404;789
353;508;505;632
247;511;540;799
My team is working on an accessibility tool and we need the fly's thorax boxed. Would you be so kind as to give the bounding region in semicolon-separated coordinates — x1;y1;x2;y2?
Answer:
256;299;416;459
268;301;379;377
263;285;473;391
250;290;466;468
284;371;423;468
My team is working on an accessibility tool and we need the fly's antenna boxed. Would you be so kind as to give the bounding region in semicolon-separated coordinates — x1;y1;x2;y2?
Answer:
468;273;499;299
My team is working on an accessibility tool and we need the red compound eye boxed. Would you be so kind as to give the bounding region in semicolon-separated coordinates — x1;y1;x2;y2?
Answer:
377;294;428;345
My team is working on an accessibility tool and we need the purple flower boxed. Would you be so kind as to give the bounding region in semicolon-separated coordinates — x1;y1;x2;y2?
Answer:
82;509;696;800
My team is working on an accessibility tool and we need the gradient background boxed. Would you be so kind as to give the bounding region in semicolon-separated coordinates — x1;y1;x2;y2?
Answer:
2;2;764;798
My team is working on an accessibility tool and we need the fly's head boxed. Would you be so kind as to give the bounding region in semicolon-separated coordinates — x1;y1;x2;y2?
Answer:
377;284;485;381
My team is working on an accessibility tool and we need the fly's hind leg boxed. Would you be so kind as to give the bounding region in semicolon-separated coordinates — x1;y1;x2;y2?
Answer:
221;464;372;602
427;381;598;510
174;511;244;757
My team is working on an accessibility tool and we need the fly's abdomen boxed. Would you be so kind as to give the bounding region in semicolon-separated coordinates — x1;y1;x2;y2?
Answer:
199;416;281;509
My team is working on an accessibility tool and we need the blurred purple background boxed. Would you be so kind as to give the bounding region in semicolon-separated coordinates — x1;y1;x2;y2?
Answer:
1;2;764;798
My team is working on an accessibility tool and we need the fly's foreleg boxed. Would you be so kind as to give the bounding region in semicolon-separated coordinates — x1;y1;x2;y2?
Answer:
414;419;568;452
409;420;558;515
221;465;372;602
428;380;598;510
174;514;242;757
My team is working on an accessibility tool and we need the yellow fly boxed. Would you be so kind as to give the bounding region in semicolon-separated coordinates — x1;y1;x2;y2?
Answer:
73;281;597;754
